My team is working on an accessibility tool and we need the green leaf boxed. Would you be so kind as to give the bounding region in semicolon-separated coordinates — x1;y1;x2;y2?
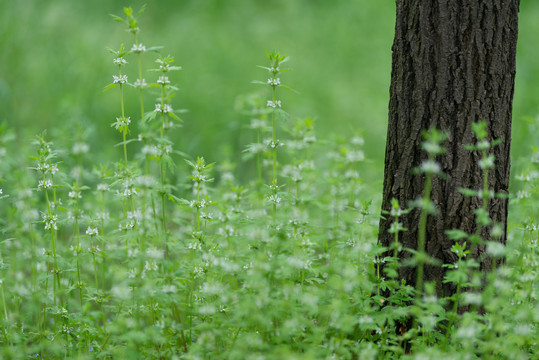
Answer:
110;15;124;23
104;83;116;92
458;188;477;197
445;229;468;241
169;112;183;122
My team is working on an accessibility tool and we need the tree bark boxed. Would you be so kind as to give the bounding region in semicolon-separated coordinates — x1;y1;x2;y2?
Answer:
379;0;520;298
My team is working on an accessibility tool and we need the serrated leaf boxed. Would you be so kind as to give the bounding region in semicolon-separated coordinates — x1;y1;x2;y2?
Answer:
144;111;158;122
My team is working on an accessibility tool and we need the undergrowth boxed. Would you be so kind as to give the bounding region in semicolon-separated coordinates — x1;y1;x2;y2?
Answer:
0;6;537;360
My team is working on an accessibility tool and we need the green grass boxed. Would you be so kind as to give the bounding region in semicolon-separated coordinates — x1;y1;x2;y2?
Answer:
0;2;538;359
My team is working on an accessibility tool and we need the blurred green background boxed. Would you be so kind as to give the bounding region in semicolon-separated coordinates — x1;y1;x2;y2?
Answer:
0;0;538;185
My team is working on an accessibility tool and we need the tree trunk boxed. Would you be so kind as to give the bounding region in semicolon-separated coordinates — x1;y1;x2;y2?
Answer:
379;0;520;298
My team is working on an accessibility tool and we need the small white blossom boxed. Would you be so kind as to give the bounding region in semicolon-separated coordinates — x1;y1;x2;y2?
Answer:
456;324;481;339
486;241;505;258
97;183;109;191
113;57;127;65
127;210;142;222
36;162;49;172
345;150;365;163
42;214;58;231
128;248;139;258
131;43;146;53
463;292;482;306
157;76;170;85
516;190;530;199
266;194;281;205
38;179;53;189
98;211;109;221
194;266;205;277
350;136;365;146
267;78;280;86
86;227;98;236
68;191;81;199
72;142;89;154
118;221;135;231
112;75;128;84
154;103;173;113
115;117;131;127
423;142;442;154
389;221;405;233
249;119;267;130
144;260;158;272
187;242;202;250
133;78;148;89
266;100;282;108
420;159;441;174
476;139;490;151
478;154;495;169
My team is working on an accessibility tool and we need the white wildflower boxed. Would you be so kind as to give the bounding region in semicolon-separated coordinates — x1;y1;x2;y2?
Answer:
144;260;158;272
266;100;281;108
478;154;495;169
128;268;137;279
130;43;146;53
187;242;201;250
113;57;127;65
86;227;98;236
72;142;89;155
112;74;128;84
133;78;147;89
516;190;530;199
38;179;53;189
68;191;81;199
345;150;365;163
420;159;441;174
154;103;173;113
267;78;280;86
266;194;281;205
157;76;170;85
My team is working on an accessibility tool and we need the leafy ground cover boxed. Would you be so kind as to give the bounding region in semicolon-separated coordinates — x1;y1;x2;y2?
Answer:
0;3;538;359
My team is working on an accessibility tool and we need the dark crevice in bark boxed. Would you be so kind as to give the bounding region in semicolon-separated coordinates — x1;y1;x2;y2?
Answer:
379;0;520;298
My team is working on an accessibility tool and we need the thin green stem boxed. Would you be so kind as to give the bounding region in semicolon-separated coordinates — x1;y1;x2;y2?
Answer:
271;86;277;184
1;282;9;346
416;170;433;302
75;215;82;308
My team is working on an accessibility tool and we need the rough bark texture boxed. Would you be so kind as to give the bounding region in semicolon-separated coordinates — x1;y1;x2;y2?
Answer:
379;0;520;297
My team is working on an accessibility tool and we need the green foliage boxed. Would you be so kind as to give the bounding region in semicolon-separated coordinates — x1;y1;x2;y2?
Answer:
0;2;538;359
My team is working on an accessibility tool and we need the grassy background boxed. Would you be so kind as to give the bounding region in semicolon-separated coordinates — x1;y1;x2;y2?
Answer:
0;0;538;185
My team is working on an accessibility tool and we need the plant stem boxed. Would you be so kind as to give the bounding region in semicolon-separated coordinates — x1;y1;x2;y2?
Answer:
119;64;128;165
415;169;433;302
